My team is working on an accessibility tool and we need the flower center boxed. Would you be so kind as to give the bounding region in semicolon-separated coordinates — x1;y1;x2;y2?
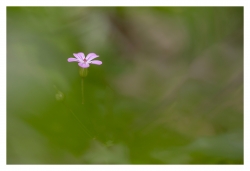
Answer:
83;59;87;63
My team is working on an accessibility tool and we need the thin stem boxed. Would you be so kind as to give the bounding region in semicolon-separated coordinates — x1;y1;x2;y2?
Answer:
81;77;84;104
62;101;93;139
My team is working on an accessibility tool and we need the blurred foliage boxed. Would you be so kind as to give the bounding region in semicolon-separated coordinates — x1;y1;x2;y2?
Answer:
7;7;243;164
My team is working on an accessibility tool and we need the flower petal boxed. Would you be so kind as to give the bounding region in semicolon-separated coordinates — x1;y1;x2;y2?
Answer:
86;53;99;62
73;52;85;62
78;63;90;68
67;58;79;62
90;60;102;65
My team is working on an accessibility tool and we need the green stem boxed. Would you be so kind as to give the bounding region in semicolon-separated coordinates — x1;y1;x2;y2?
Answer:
81;77;84;104
62;101;93;139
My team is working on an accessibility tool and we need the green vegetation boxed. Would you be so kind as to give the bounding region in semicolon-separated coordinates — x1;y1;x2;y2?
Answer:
7;7;243;164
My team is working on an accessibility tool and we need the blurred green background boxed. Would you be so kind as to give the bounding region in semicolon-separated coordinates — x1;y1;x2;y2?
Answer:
7;7;243;164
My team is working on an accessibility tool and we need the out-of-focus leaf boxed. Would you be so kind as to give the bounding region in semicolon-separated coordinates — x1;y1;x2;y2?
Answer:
83;140;130;164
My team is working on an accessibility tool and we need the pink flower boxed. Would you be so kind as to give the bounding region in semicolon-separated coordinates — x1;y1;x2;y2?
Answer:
67;52;102;68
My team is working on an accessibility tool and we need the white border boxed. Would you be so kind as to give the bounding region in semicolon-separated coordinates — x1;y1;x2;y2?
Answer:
2;1;249;171
3;0;247;6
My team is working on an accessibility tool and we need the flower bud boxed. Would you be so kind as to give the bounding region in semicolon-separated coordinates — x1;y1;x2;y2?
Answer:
79;67;88;77
55;91;64;101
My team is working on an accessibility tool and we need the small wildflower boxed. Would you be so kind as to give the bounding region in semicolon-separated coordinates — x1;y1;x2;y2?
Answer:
67;52;102;68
